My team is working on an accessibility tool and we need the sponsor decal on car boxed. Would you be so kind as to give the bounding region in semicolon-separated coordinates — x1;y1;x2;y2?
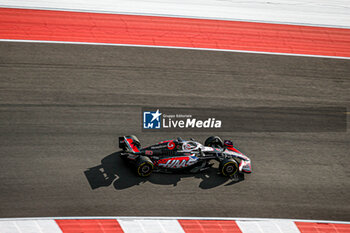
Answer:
145;150;153;155
167;141;175;150
150;144;168;149
156;156;198;168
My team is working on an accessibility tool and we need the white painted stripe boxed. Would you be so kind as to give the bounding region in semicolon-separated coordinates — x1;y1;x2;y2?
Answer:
34;220;63;233
161;220;185;233
236;220;301;233
118;219;185;233
0;0;349;28
15;221;40;233
0;221;18;233
118;219;145;233
275;221;302;233
0;220;62;233
1;39;349;60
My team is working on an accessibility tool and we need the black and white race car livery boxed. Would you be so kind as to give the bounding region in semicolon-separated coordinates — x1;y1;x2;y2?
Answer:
119;135;252;177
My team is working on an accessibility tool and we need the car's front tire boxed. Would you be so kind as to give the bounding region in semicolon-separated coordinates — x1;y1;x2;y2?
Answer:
219;158;238;177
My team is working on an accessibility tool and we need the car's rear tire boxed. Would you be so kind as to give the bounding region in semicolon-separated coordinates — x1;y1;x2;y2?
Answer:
136;156;153;177
204;136;224;148
219;158;238;177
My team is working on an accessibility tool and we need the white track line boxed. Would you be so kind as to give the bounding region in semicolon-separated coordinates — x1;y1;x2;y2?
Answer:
1;39;349;60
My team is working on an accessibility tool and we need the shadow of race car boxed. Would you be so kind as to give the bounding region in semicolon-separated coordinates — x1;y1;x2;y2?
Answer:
119;135;252;178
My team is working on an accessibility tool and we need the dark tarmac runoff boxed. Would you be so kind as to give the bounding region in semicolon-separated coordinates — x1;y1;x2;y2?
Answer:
0;42;349;220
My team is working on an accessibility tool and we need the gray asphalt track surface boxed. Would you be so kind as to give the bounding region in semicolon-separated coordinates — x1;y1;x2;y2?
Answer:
0;42;349;220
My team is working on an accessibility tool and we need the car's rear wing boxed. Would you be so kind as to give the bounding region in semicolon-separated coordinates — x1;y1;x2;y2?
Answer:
119;136;141;153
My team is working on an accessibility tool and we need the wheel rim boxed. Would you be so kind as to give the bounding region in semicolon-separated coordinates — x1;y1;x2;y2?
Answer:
226;165;234;173
224;162;237;176
141;164;151;174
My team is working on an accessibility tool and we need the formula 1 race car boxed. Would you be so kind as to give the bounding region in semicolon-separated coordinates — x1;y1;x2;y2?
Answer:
119;135;252;177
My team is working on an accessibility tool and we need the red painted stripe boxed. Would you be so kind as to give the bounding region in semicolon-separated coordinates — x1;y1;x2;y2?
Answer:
178;220;242;233
55;219;124;233
295;222;350;233
1;8;350;57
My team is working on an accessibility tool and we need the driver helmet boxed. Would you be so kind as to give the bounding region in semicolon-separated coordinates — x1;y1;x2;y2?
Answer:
184;141;197;151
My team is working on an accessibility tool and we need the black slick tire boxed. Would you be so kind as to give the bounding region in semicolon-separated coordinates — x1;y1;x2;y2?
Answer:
136;156;153;177
219;158;239;177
